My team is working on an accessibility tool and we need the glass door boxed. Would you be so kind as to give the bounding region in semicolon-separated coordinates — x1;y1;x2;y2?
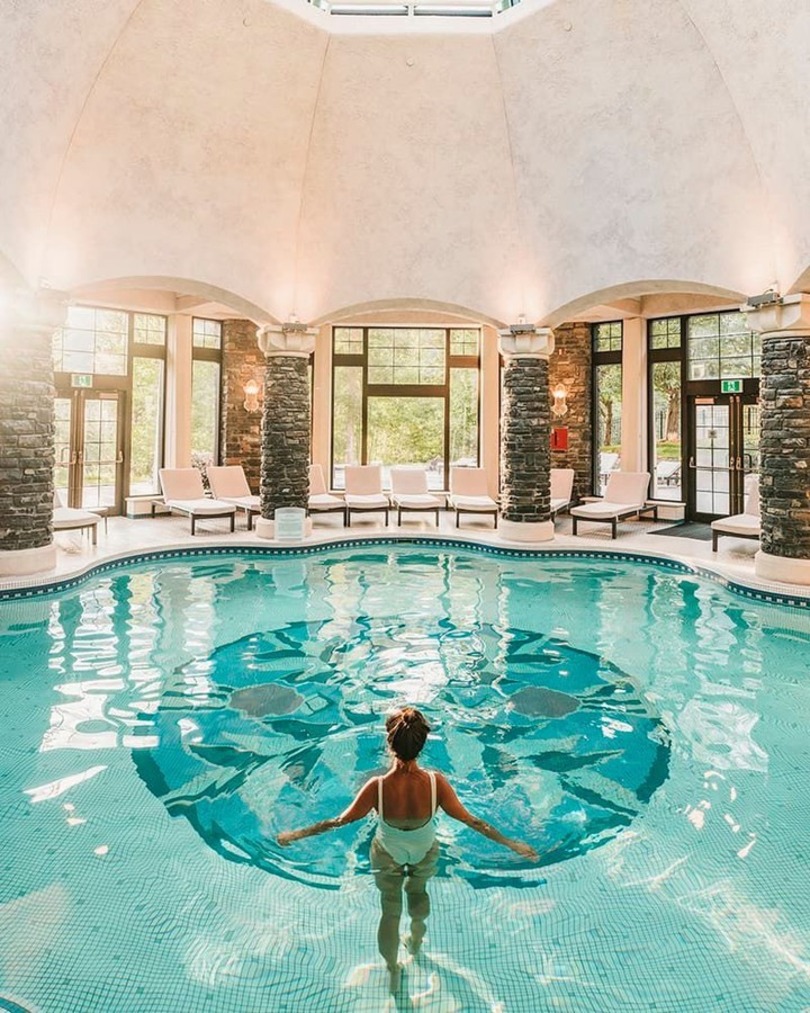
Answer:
687;395;759;521
54;390;125;513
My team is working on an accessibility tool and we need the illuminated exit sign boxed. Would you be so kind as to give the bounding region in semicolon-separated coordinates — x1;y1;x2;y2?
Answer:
721;379;743;394
71;373;93;388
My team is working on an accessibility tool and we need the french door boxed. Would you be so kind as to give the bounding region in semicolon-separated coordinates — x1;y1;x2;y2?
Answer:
686;394;760;522
55;390;126;513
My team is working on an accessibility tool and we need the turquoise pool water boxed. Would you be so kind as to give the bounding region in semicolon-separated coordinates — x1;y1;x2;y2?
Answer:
0;545;809;1011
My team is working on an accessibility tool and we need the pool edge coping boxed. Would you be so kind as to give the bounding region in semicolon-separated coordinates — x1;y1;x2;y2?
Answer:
0;534;808;609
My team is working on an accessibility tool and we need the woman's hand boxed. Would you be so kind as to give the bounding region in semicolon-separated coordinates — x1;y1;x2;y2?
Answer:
277;830;299;847
511;841;539;861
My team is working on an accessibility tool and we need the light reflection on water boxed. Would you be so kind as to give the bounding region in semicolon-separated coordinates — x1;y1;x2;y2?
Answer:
2;548;809;1011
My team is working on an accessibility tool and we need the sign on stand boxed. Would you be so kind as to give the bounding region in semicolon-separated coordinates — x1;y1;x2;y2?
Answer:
274;507;306;542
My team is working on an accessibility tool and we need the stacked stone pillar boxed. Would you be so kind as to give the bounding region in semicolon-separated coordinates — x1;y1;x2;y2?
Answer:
745;294;810;585
497;325;555;542
254;322;316;539
0;289;67;576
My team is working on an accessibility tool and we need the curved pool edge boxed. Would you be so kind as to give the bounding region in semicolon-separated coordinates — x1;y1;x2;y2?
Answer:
0;533;808;609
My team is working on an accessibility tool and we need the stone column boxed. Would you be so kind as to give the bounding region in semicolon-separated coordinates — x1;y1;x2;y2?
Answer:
745;294;810;585
254;322;316;540
497;325;555;542
0;288;67;576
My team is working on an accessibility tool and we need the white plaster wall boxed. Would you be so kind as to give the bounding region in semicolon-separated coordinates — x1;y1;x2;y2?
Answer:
677;0;810;293
43;0;328;319
295;33;523;321
0;0;140;283
1;0;809;322
494;0;772;319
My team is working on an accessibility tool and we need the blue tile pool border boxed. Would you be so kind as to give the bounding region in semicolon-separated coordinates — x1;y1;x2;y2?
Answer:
0;536;809;610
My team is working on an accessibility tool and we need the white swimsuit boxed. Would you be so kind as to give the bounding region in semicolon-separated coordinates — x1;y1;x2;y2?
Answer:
375;772;438;866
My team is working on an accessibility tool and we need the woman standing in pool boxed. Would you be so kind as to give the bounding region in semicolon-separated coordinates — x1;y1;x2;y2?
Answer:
277;706;537;991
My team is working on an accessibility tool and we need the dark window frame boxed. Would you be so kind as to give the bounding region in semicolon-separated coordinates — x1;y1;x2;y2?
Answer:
191;317;224;465
331;325;481;489
591;321;623;494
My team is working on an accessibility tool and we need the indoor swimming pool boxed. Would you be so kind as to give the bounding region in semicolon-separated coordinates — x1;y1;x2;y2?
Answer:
0;543;808;1011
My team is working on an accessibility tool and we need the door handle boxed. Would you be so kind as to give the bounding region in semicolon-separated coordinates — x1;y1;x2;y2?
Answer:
734;457;742;471
688;456;696;469
116;450;124;465
70;450;78;465
76;450;83;464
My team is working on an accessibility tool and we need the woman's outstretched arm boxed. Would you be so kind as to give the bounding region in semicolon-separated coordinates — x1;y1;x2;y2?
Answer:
435;772;538;860
277;777;377;846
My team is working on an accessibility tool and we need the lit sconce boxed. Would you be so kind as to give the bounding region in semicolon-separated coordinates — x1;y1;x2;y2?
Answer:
243;378;261;413
551;384;568;417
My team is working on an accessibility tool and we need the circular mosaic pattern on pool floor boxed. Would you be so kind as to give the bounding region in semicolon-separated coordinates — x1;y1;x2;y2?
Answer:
132;615;670;888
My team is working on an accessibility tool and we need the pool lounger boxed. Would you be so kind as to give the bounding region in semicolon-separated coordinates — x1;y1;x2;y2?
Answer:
448;466;498;528
570;471;657;539
158;468;236;535
550;467;575;519
390;467;445;525
53;491;101;545
307;464;347;523
207;465;261;530
344;465;390;527
711;475;761;552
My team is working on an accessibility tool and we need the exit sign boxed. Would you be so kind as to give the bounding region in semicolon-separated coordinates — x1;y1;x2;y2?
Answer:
721;379;743;393
71;373;93;388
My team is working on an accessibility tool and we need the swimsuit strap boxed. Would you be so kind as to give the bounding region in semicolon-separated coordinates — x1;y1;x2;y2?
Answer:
429;771;437;816
377;775;384;819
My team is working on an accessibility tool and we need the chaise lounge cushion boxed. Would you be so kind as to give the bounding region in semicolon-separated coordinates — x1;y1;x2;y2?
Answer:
207;466;260;512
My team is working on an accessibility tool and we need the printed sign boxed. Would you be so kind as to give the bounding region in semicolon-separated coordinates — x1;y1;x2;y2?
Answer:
71;373;93;388
274;507;306;542
720;379;743;393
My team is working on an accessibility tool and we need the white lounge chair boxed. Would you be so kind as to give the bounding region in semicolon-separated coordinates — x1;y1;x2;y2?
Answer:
157;468;236;535
711;474;761;552
550;468;575;518
53;490;101;545
448;467;498;528
390;467;445;525
570;471;657;538
207;466;261;530
308;464;346;523
344;465;390;526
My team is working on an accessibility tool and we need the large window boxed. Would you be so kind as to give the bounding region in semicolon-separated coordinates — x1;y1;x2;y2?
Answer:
191;318;222;468
648;317;683;501
592;322;623;494
130;314;167;495
53;307;167;509
331;326;480;489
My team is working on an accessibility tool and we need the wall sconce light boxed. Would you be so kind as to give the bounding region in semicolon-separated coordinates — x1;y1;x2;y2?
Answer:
243;378;261;413
551;384;568;417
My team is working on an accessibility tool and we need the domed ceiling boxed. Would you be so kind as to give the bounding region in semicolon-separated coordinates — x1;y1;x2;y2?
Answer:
0;0;808;323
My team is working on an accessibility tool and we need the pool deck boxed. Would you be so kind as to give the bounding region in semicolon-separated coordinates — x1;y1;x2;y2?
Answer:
2;510;809;605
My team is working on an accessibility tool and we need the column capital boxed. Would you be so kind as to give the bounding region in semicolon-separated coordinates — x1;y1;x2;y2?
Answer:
257;321;317;358
0;286;69;336
497;325;555;360
742;293;810;338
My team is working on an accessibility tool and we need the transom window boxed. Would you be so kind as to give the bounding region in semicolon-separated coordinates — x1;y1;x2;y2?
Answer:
687;311;760;380
193;317;223;350
53;307;129;375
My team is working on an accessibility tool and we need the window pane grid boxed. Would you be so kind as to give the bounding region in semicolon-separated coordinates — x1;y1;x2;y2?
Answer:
687;311;759;380
53;307;128;374
649;317;682;350
192;318;222;350
133;313;167;346
594;321;623;353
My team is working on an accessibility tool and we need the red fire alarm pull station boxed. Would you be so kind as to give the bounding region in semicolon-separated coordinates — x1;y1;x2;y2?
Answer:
551;427;569;451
